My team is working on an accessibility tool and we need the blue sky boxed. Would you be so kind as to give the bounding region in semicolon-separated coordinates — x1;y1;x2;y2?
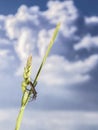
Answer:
0;0;98;130
0;0;48;14
0;0;98;15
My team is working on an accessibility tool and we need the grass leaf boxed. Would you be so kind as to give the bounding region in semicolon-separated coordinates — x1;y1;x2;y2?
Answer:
33;23;61;86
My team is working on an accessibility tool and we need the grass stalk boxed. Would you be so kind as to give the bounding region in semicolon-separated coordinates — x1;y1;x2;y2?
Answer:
15;106;25;130
14;23;60;130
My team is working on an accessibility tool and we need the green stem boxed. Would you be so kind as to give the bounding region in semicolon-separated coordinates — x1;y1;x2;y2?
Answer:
33;23;61;86
15;92;29;130
15;106;25;130
14;23;60;130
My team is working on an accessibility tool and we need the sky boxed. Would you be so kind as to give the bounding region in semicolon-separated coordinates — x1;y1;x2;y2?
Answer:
0;0;98;130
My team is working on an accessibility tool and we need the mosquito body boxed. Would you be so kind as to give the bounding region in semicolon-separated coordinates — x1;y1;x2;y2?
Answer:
29;81;37;100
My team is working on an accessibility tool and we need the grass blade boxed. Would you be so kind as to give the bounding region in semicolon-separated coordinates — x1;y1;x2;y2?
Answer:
33;23;60;86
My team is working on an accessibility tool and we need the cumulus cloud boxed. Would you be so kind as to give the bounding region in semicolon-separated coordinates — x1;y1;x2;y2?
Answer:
43;0;78;38
0;0;97;86
40;54;98;86
74;34;98;50
0;0;98;112
85;16;98;25
44;0;78;24
1;0;80;80
4;0;78;63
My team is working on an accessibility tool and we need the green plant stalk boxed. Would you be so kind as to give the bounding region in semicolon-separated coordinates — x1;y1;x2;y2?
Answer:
15;106;25;130
14;23;60;130
33;22;61;86
15;91;30;130
15;55;32;130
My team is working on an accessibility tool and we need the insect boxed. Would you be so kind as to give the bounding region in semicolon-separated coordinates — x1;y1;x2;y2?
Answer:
29;81;37;100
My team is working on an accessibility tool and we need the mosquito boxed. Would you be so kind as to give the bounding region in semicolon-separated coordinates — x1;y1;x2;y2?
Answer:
28;81;37;100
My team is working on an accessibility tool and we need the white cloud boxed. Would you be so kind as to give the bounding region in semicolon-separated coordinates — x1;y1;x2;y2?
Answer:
0;49;15;70
85;16;98;25
4;0;78;62
40;54;98;86
15;28;37;61
2;0;79;78
0;0;97;90
44;0;78;24
17;5;40;25
43;0;78;38
0;109;98;130
74;34;98;50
